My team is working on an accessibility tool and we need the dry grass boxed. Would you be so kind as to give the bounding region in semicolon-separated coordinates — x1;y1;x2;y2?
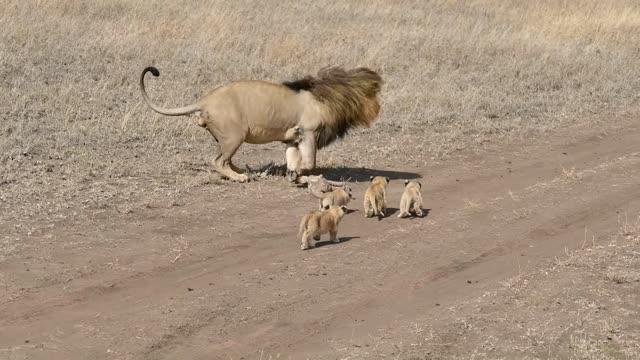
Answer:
1;0;639;226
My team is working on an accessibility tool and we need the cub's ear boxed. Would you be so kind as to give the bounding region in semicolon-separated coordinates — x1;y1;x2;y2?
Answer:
340;205;347;211
417;181;422;188
369;175;374;182
404;179;409;186
385;177;390;183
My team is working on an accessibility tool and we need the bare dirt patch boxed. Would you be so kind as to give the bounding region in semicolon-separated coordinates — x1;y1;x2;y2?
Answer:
1;113;639;360
1;1;640;360
352;217;640;360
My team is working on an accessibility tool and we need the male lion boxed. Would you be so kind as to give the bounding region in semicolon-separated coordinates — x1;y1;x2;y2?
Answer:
139;66;383;183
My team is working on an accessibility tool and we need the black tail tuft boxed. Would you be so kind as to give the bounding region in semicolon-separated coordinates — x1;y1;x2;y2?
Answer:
145;66;160;77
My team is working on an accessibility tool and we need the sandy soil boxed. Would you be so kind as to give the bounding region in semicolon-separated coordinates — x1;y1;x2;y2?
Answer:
1;112;639;360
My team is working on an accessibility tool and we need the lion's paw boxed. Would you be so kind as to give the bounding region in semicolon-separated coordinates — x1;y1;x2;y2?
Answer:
234;174;250;183
286;169;298;183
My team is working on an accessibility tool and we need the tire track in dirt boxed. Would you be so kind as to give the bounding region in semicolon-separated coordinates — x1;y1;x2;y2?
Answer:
0;115;638;360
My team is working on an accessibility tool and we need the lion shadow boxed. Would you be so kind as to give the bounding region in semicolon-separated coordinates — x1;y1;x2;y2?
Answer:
310;167;421;183
248;163;421;183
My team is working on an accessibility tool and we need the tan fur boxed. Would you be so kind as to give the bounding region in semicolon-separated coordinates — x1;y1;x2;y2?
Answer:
139;66;383;183
310;186;353;210
363;176;389;218
285;145;302;182
298;205;348;250
284;126;304;182
283;126;304;144
398;180;424;218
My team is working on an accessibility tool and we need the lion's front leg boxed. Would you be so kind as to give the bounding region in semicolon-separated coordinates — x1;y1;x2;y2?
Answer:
298;131;317;175
285;144;302;183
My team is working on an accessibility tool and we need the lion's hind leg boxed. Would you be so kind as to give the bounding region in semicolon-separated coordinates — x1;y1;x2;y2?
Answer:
229;162;245;174
209;130;249;183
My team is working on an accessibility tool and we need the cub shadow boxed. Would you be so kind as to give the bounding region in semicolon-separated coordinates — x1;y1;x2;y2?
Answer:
361;207;399;221
401;208;432;220
313;236;360;248
383;207;399;219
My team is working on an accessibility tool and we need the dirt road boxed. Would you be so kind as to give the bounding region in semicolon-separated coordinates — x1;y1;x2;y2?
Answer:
1;113;639;360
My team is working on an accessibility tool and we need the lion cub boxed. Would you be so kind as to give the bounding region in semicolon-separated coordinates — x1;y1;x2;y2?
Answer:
363;176;389;218
298;205;348;250
310;186;353;210
284;126;304;182
283;126;304;144
398;180;424;218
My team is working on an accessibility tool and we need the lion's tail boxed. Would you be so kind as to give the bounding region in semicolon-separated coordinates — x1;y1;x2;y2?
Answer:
139;66;200;116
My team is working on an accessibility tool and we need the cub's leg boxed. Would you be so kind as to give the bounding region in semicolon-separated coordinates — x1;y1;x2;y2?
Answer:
330;230;339;243
372;197;382;217
380;191;387;217
301;228;317;250
301;229;311;250
398;196;410;218
363;196;374;218
413;196;424;217
307;232;318;249
302;224;319;250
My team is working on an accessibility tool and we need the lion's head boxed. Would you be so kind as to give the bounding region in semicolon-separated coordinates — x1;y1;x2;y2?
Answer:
283;66;384;149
